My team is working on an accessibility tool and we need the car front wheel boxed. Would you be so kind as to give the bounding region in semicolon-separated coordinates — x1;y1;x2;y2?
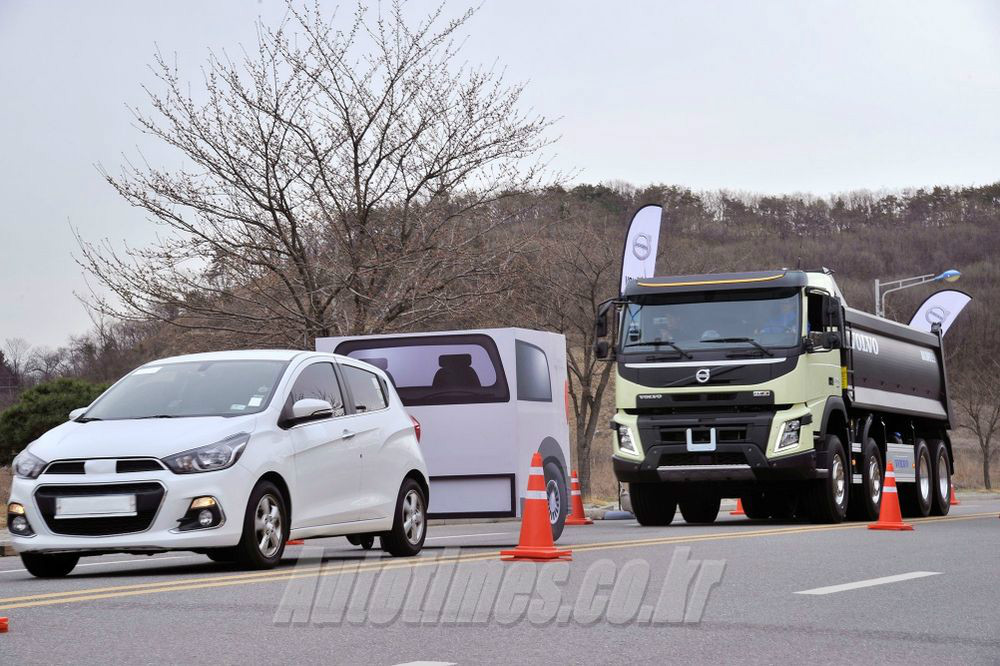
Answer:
234;481;288;570
20;552;80;578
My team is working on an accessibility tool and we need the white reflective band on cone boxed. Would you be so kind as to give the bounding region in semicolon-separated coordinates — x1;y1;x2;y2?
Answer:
529;467;544;476
886;472;895;479
525;490;548;500
571;490;581;496
884;487;897;493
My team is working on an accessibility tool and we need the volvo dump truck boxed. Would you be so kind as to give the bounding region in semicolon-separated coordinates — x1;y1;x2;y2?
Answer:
594;269;955;525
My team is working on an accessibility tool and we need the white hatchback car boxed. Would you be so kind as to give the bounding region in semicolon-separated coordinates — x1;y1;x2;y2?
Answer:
6;350;429;577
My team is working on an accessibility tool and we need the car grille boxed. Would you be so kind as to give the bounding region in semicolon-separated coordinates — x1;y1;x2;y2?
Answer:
44;461;86;474
42;459;165;475
34;483;165;536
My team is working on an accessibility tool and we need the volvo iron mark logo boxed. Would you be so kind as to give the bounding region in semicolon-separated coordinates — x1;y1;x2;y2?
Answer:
632;232;652;260
695;368;711;383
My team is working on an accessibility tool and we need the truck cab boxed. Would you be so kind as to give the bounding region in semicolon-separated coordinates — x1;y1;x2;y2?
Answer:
596;269;953;525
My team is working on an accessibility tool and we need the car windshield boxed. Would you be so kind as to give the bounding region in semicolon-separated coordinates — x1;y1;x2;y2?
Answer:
83;360;288;420
621;291;802;353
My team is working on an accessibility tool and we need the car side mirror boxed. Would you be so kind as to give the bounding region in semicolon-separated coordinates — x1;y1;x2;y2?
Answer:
68;407;88;421
594;340;609;360
291;398;334;421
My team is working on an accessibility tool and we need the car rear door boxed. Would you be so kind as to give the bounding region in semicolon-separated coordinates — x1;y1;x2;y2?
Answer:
339;362;395;520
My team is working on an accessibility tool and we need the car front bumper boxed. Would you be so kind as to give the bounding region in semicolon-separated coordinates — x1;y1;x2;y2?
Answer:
7;467;254;555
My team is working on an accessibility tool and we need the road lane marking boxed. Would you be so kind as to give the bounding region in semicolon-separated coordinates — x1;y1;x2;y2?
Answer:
0;510;994;611
796;571;942;595
0;555;197;575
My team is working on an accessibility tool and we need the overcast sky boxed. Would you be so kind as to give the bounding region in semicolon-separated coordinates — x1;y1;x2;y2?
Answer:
2;0;999;348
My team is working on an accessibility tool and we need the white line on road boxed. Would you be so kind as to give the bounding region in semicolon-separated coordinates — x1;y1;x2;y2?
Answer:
426;532;508;541
795;571;942;595
0;555;198;575
392;662;456;666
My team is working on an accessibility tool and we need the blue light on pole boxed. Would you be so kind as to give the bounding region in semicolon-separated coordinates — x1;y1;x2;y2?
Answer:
934;269;961;283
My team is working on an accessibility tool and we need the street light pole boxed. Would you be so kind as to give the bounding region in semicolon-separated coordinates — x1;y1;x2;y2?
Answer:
873;269;961;319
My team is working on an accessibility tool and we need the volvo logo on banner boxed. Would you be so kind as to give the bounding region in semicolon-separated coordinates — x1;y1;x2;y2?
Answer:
620;204;663;294
908;289;972;336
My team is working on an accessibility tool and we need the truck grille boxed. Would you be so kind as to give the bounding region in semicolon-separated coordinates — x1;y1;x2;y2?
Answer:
657;452;748;467
34;483;165;536
658;426;748;445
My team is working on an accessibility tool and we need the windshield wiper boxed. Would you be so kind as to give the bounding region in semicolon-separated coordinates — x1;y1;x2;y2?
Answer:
135;414;176;419
75;417;102;423
623;340;692;359
700;337;774;357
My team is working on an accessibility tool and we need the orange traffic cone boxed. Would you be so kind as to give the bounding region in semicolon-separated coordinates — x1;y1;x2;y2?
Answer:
868;461;913;531
949;480;960;506
730;499;746;516
0;617;8;633
565;470;593;526
501;453;572;562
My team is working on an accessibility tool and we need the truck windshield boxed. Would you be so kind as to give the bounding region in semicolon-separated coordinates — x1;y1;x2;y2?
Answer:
621;291;802;353
81;360;287;420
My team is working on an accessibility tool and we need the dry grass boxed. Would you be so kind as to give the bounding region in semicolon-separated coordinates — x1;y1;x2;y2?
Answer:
0;467;10;529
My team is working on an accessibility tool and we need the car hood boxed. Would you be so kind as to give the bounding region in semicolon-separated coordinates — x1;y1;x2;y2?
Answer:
24;416;260;462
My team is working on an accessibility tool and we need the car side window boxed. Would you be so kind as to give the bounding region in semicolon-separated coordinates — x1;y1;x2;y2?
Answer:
284;362;346;419
341;364;389;412
515;340;552;402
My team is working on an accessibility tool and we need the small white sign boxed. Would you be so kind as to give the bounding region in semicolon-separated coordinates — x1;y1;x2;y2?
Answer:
55;494;137;518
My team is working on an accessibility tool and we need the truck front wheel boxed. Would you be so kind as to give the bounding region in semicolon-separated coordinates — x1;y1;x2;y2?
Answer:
679;496;721;524
629;482;677;526
807;435;849;523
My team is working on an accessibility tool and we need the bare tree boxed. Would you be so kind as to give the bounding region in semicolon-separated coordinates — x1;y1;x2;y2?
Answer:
2;338;32;386
522;206;621;498
77;1;557;346
954;360;1000;490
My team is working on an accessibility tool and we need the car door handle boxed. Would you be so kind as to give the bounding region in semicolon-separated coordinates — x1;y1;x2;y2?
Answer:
341;429;356;440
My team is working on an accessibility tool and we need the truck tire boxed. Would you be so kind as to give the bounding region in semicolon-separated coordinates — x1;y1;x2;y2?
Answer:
740;492;770;520
543;459;568;541
679;496;721;524
629;482;677;526
847;439;883;521
807;435;849;523
900;439;933;518
929;440;951;516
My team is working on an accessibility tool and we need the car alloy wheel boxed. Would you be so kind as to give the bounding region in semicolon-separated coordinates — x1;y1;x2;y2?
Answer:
254;493;283;558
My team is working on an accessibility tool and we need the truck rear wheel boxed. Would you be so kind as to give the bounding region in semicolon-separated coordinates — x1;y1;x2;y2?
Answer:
807;435;849;523
900;439;933;518
679;496;721;524
847;439;883;521
929;440;951;516
629;482;677;526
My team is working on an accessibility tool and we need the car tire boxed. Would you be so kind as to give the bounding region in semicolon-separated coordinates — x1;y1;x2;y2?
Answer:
347;534;376;550
543;459;569;541
20;552;80;578
807;435;849;523
929;440;952;516
629;482;677;526
847;439;883;521
234;480;288;570
380;478;427;557
740;492;770;520
900;439;933;518
679;495;721;524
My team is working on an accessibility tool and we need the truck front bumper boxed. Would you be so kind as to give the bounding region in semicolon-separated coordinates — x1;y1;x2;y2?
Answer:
613;445;826;484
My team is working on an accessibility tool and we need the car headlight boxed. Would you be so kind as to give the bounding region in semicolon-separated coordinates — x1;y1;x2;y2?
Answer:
775;419;801;452
162;433;250;474
12;450;47;479
617;425;639;455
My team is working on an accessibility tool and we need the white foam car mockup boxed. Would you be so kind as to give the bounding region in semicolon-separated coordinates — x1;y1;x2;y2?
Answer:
6;350;429;578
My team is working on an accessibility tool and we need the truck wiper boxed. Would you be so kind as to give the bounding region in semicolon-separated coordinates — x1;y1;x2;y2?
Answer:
623;340;691;359
700;337;774;357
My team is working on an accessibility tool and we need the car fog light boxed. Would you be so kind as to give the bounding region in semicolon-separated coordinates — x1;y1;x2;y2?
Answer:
198;509;214;527
11;516;30;534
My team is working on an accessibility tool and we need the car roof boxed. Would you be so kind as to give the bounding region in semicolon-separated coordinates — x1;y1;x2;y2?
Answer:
144;349;310;365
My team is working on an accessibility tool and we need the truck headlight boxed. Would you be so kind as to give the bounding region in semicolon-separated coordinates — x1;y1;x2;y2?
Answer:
617;425;639;454
162;433;250;474
775;419;801;452
12;450;47;479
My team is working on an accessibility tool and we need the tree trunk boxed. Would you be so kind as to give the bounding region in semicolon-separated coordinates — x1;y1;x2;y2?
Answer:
984;453;992;490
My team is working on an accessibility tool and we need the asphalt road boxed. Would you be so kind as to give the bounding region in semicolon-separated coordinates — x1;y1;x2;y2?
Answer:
1;498;999;665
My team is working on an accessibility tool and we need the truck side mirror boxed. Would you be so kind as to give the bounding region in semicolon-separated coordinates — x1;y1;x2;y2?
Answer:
594;340;609;359
594;301;612;339
806;330;842;352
